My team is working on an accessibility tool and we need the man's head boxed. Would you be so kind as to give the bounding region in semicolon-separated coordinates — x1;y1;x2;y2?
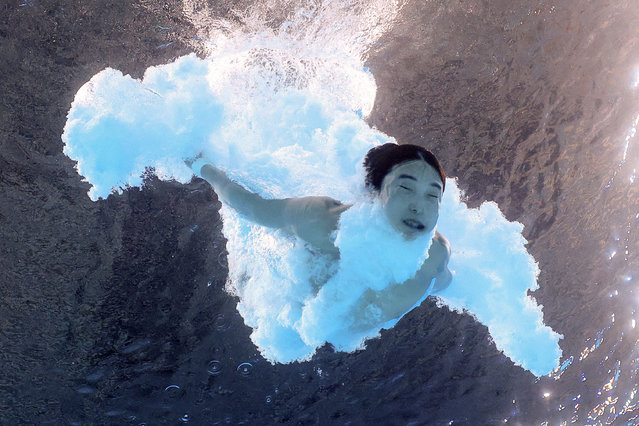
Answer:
363;143;445;239
364;143;445;193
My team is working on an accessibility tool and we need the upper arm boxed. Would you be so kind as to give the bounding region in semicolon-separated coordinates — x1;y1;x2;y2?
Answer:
221;192;341;236
199;164;345;234
280;196;345;235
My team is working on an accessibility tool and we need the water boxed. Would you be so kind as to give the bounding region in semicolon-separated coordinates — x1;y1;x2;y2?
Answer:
5;0;639;424
62;0;559;375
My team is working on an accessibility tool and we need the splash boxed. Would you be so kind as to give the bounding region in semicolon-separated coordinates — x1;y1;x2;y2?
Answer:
62;0;561;375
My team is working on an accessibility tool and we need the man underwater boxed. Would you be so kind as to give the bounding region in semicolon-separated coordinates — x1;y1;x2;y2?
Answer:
188;143;452;326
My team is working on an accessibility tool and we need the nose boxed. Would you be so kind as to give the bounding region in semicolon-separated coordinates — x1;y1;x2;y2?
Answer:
409;201;423;214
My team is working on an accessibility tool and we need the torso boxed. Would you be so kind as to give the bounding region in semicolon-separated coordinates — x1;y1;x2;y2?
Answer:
281;195;450;281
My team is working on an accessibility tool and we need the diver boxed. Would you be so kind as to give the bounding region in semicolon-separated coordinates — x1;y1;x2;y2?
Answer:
186;143;452;324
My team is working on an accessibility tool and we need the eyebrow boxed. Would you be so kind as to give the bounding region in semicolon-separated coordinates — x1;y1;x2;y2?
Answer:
398;174;442;191
398;174;417;181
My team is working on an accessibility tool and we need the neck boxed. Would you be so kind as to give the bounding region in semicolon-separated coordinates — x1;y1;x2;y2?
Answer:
334;198;434;285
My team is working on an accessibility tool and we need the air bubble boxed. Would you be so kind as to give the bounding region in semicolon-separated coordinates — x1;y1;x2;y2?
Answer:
214;314;229;331
236;362;253;376
76;385;96;394
180;414;190;423
120;339;151;354
265;395;272;403
85;369;105;382
218;252;228;268
207;360;223;375
164;384;184;399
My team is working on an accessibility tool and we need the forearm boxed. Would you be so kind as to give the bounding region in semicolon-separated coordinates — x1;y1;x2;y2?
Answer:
198;164;283;228
352;277;432;328
199;164;257;213
377;277;432;318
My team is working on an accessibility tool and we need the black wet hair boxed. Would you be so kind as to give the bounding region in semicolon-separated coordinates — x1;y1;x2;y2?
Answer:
363;143;446;193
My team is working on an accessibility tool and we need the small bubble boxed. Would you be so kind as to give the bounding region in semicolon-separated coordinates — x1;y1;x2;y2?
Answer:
76;385;96;395
180;413;190;423
218;252;228;268
85;369;105;382
391;373;404;383
265;395;272;403
214;314;229;331
207;360;222;375
164;384;184;399
236;362;253;376
120;339;151;354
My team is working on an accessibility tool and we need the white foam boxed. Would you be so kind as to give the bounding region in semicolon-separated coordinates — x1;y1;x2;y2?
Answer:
61;0;561;376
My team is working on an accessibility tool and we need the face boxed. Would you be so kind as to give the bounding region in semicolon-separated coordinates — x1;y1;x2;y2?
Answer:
379;160;443;239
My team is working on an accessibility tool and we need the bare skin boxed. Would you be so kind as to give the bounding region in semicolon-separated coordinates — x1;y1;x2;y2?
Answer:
192;159;452;323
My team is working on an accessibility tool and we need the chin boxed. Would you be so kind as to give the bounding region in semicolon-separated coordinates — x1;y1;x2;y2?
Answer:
400;229;420;240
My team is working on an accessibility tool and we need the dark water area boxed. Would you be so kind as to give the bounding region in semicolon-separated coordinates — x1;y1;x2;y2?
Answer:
2;0;639;424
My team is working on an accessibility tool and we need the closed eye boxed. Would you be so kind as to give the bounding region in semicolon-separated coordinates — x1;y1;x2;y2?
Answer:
399;185;413;191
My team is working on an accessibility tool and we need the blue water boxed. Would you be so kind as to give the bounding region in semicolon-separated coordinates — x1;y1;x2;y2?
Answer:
62;3;560;376
0;0;639;425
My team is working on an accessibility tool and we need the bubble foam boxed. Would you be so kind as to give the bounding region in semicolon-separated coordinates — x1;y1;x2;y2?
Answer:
62;1;561;376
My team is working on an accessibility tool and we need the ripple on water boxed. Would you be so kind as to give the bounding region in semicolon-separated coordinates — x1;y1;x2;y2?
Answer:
207;360;223;375
213;313;230;331
75;385;96;395
164;384;185;399
120;338;151;354
236;362;253;376
85;369;105;382
217;251;228;268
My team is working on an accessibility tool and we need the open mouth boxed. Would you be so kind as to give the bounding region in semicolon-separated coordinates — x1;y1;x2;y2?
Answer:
402;219;425;231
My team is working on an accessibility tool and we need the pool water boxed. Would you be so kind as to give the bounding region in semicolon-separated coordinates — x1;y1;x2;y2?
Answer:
3;0;639;424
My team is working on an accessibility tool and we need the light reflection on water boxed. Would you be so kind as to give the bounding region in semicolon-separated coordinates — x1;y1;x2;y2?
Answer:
533;67;639;423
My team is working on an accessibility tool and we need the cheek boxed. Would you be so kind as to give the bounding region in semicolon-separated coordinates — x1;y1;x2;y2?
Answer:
382;195;403;219
422;202;440;224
